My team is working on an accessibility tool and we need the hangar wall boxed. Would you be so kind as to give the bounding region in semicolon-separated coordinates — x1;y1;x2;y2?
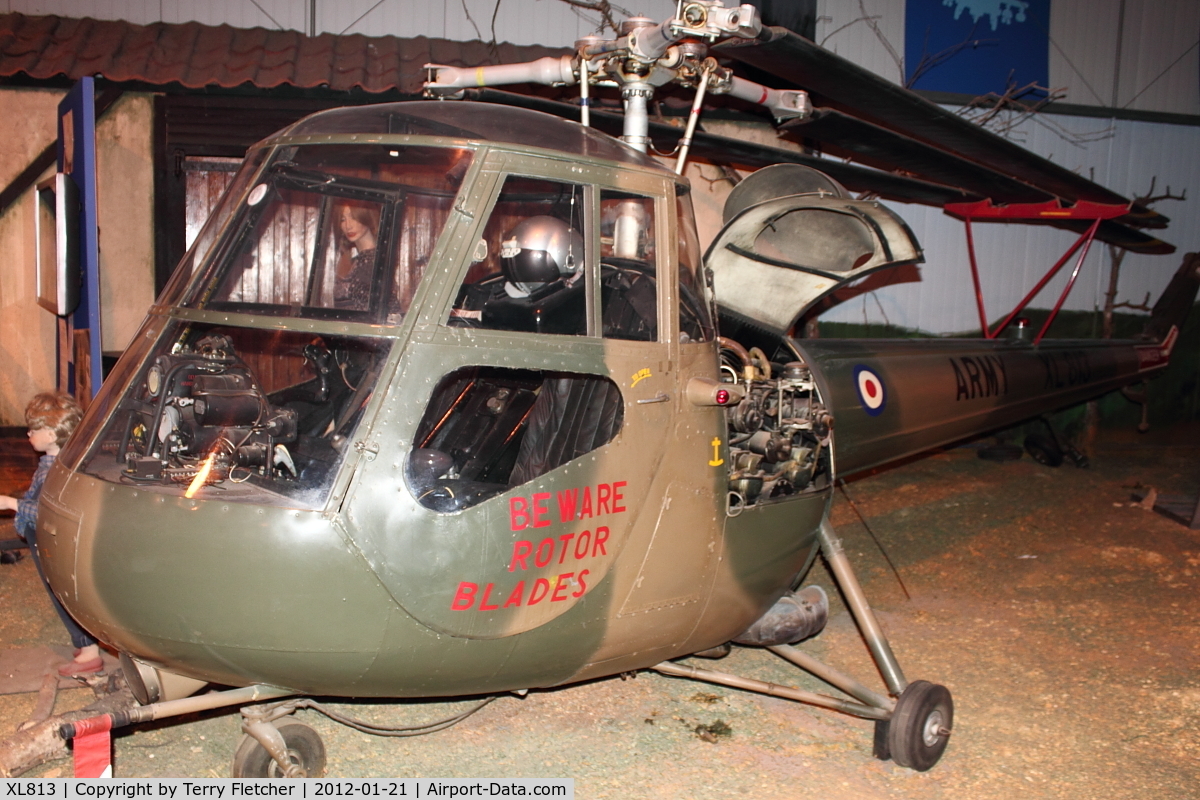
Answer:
817;0;1200;116
0;87;62;425
0;0;1195;422
7;0;1195;117
812;0;1200;333
0;90;154;424
821;112;1200;334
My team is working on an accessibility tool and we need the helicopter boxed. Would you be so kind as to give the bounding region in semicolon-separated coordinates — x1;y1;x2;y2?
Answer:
33;0;1198;779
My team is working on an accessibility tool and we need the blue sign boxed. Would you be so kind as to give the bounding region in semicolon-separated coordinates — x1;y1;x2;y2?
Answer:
905;0;1050;96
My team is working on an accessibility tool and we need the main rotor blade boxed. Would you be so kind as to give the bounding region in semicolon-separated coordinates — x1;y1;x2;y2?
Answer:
466;88;979;206
783;109;1054;204
465;90;1172;254
716;28;1168;229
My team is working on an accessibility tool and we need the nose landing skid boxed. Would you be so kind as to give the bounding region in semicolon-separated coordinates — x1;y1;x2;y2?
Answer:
651;518;954;771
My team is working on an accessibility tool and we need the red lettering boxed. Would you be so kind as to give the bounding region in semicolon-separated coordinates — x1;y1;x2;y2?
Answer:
597;483;611;515
557;533;576;564
573;530;591;560
612;481;626;513
552;573;574;602
573;569;589;598
556;489;578;524
451;582;477;610
508;541;532;572
509;497;530;531
592;526;609;557
532;492;551;528
478;583;499;610
534;538;554;568
503;581;526;608
579;487;593;519
528;578;551;605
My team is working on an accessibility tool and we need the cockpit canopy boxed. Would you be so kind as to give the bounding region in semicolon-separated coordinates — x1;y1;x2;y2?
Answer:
164;102;674;327
177;143;470;324
282;101;663;167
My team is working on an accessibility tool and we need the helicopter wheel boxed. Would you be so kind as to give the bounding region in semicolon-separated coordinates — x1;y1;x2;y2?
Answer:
885;680;953;772
231;719;327;778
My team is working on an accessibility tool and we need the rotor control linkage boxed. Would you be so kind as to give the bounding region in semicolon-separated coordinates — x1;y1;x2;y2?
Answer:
422;1;809;158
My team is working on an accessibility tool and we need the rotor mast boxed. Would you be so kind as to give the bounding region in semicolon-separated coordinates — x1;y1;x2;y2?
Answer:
423;2;810;164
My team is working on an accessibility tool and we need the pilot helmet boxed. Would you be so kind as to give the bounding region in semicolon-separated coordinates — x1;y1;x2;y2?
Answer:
500;215;584;295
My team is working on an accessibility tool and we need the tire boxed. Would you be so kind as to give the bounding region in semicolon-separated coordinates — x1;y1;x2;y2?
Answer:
886;680;953;772
1024;434;1064;467
231;719;327;778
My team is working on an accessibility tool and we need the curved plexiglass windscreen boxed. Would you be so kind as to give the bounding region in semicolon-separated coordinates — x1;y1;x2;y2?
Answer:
181;144;472;323
286;102;659;168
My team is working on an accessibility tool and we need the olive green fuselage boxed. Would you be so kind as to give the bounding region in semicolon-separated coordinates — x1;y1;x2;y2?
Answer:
34;101;1172;700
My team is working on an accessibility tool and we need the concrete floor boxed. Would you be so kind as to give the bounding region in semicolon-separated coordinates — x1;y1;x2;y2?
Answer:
0;424;1197;797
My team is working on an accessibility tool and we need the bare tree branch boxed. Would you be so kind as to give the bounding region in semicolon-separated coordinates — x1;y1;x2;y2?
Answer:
906;22;996;89
556;0;623;35
818;2;903;82
462;0;484;41
956;78;1114;147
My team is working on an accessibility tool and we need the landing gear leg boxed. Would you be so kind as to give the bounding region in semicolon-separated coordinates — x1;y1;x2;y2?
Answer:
817;519;953;770
233;703;327;778
816;519;906;696
651;518;953;771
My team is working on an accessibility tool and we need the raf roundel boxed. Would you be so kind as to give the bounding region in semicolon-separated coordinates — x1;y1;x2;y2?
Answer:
854;366;887;416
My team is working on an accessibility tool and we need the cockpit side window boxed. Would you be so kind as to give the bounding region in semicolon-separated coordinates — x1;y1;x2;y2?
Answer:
449;176;589;336
599;190;658;342
676;186;715;343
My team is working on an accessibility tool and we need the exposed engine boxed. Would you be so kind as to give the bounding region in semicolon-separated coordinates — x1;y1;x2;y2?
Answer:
120;334;299;488
720;339;833;509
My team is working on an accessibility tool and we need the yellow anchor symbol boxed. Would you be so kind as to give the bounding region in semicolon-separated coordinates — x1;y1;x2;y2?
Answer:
708;437;724;467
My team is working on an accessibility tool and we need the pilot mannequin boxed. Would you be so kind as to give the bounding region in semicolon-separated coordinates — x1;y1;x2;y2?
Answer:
500;215;584;298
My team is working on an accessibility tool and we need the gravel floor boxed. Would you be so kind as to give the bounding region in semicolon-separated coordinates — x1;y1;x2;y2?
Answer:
1;424;1197;797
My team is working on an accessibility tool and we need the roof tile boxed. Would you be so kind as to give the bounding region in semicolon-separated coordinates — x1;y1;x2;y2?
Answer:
0;12;567;95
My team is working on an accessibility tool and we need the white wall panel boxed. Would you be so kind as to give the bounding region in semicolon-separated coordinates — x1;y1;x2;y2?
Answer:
321;0;634;46
158;0;305;31
1050;0;1199;115
1118;0;1200;114
1048;0;1119;106
8;0;159;24
3;0;677;44
816;0;908;84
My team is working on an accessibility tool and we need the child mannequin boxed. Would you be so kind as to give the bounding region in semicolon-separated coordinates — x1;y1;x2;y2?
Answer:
0;393;102;676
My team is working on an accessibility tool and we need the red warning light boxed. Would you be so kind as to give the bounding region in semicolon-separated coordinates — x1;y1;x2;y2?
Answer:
715;388;731;405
